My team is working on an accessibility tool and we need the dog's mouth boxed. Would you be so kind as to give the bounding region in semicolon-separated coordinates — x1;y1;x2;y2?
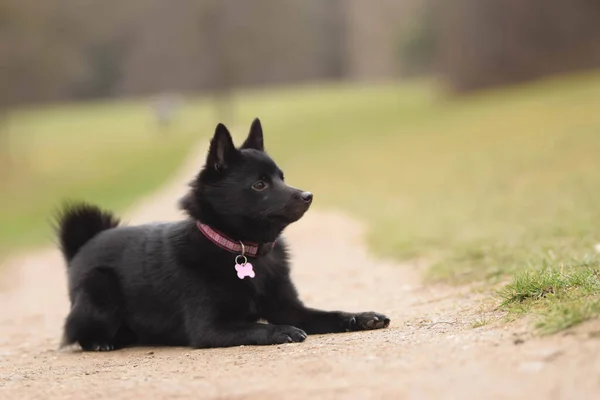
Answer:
269;203;310;224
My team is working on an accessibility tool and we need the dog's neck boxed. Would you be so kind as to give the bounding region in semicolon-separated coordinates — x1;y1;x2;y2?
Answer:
196;221;276;257
180;193;285;244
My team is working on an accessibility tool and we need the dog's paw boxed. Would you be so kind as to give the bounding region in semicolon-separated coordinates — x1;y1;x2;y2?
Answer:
347;312;390;332
270;325;307;344
81;342;115;352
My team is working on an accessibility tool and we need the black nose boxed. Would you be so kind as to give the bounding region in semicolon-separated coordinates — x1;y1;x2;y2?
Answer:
300;191;313;203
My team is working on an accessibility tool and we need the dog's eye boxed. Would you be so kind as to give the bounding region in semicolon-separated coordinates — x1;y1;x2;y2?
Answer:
252;181;268;191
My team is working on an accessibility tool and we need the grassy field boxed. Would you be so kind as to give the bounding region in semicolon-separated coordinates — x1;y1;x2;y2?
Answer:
3;70;600;333
0;98;215;255
228;72;600;334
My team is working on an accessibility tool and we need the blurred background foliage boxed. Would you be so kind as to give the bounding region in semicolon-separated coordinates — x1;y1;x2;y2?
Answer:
1;0;599;108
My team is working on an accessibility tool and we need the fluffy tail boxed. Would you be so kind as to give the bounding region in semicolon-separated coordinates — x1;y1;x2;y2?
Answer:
55;202;120;262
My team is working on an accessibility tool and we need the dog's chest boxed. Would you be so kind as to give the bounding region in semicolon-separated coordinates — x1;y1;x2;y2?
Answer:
224;265;274;319
189;252;281;321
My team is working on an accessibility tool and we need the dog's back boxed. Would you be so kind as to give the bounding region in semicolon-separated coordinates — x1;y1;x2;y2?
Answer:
59;211;196;350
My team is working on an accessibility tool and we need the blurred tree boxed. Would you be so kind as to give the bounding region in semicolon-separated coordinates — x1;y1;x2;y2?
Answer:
436;0;600;91
0;0;412;106
70;40;126;99
345;0;413;81
0;0;90;105
67;0;135;99
398;0;437;77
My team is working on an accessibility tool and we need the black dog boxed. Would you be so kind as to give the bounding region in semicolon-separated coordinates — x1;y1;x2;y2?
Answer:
56;118;390;351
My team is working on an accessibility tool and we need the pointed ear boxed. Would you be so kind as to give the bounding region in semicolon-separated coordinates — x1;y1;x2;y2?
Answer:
206;123;236;170
241;117;264;151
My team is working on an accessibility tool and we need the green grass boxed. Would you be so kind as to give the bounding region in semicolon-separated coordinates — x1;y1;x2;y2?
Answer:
499;261;600;334
0;98;215;255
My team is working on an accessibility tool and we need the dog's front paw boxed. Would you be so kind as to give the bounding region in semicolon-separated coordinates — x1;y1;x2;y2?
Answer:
270;325;307;344
347;312;390;332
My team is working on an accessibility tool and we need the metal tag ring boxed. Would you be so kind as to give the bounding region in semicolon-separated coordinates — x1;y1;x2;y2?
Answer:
235;255;248;265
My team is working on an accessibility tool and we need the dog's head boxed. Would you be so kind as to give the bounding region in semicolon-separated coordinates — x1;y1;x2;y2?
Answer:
181;118;312;242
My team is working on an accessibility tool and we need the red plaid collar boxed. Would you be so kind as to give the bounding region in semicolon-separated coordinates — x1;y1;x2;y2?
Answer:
196;222;275;257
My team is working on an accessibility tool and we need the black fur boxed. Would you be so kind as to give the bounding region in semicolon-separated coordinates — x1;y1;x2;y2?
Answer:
55;202;120;262
57;118;390;351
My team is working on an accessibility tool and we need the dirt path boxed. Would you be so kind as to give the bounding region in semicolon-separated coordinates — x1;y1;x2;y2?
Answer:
1;143;600;400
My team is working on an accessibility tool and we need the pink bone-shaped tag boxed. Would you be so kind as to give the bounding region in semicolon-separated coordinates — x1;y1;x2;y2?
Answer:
235;262;255;279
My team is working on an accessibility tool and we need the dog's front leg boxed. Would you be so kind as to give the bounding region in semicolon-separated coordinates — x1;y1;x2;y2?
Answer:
187;321;307;348
270;306;390;334
262;278;390;335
